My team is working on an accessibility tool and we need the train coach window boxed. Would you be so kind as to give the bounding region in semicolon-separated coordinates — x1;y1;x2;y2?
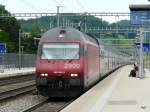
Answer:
84;45;88;53
100;50;104;59
41;43;80;60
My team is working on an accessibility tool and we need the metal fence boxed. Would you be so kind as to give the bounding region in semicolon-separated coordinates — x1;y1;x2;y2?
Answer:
0;53;35;69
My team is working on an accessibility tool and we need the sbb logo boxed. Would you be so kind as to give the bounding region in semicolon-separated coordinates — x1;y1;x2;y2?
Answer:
64;63;80;69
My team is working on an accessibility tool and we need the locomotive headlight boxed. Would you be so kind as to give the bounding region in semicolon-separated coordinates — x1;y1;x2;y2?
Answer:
74;74;78;77
44;73;48;77
71;74;78;77
41;73;45;77
40;73;48;77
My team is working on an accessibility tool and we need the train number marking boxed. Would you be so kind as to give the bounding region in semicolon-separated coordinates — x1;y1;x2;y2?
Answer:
64;63;80;69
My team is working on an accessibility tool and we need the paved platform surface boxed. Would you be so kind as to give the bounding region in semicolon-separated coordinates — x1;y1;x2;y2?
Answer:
61;66;150;112
0;68;35;78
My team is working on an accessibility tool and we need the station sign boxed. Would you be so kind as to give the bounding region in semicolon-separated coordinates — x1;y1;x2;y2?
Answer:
0;43;7;54
135;43;150;52
130;5;150;25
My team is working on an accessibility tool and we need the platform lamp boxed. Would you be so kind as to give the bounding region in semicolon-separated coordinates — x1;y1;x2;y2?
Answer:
21;46;24;68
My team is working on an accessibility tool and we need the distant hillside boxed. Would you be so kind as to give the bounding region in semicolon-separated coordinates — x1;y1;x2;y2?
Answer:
19;15;110;32
117;20;131;27
19;16;136;35
20;16;137;39
20;15;136;30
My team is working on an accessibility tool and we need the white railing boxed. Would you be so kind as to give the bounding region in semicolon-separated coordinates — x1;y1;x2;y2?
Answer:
0;64;16;73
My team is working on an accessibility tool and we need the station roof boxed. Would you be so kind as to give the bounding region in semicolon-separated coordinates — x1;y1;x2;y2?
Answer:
129;4;150;11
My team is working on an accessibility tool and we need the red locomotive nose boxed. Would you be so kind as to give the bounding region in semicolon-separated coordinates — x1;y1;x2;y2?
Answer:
36;58;83;78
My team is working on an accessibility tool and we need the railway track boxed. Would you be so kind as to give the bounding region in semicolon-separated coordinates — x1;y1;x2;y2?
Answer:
0;74;35;86
22;99;48;112
22;98;73;112
0;74;36;101
0;83;36;101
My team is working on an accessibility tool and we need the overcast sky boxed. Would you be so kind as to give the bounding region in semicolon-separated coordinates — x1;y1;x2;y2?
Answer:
0;0;149;13
0;0;149;22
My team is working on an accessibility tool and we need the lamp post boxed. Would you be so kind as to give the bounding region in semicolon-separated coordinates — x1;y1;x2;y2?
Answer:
139;27;144;78
21;46;24;68
18;29;21;70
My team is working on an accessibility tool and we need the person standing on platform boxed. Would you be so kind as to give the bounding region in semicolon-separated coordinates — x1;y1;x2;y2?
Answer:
129;63;139;77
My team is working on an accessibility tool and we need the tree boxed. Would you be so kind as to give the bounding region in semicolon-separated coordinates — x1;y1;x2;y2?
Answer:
0;5;20;53
30;22;41;37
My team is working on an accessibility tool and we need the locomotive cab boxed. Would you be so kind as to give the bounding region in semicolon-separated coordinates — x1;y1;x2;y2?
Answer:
36;27;99;97
36;28;85;97
36;42;84;97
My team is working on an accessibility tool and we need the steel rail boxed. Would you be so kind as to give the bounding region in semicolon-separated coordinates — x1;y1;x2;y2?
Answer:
0;74;35;86
22;99;73;112
0;83;36;101
22;99;48;112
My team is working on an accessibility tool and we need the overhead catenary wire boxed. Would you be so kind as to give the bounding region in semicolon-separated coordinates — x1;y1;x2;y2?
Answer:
50;0;73;27
75;0;87;12
52;0;62;6
21;0;56;12
19;0;42;12
51;0;71;12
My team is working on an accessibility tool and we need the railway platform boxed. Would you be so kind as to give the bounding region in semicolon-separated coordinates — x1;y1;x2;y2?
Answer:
0;67;35;78
61;65;150;112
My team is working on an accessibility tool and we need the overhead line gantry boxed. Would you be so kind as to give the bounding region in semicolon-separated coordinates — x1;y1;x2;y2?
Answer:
0;12;130;18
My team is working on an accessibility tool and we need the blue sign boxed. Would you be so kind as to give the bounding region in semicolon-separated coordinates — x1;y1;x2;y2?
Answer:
135;43;150;52
130;11;150;25
0;44;7;54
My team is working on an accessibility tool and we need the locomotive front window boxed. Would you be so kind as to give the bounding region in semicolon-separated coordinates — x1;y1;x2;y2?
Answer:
41;43;79;60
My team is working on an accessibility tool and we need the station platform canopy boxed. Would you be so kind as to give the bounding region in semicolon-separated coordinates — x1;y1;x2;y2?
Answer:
130;4;150;11
129;4;150;25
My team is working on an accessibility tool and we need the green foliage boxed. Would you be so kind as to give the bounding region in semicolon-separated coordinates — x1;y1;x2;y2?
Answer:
30;22;41;37
0;4;20;53
103;34;135;55
22;37;37;54
20;15;109;32
0;30;9;42
6;42;16;52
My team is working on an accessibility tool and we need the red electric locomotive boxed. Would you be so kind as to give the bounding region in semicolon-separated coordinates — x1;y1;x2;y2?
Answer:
36;27;100;97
